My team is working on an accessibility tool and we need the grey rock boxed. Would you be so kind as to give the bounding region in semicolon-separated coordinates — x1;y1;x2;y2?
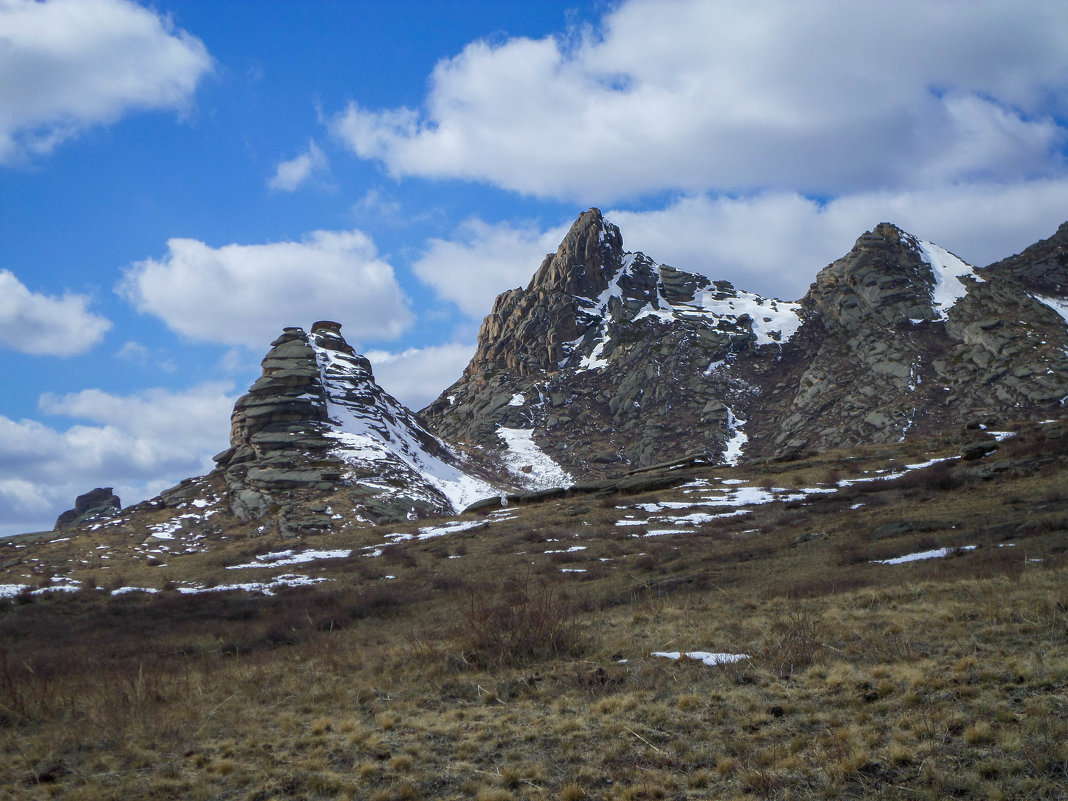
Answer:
55;487;121;530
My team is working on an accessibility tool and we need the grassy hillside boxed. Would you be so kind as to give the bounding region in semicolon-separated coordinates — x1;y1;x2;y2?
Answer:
1;420;1065;800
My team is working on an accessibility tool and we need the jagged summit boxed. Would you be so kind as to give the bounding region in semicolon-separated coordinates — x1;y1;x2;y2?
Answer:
213;322;500;532
805;223;983;329
526;207;624;297
424;212;1068;473
465;207;801;380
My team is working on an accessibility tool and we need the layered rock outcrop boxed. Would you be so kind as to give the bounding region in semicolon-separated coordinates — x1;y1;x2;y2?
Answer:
212;321;499;533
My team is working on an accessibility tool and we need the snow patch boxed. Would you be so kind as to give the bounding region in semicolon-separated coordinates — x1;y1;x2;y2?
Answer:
723;408;747;465
873;545;977;565
915;238;982;320
1032;294;1068;327
652;651;748;666
227;548;352;570
497;427;573;490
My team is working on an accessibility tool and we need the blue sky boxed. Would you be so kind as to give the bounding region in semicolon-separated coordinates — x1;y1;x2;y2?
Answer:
2;0;1067;535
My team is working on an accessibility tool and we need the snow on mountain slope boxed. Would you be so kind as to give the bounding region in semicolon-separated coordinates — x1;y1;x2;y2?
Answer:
911;236;984;320
309;326;499;513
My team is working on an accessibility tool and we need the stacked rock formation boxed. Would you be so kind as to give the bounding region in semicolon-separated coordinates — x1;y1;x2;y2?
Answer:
212;321;498;533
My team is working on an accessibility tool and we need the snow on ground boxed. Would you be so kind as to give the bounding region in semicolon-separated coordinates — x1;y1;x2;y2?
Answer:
914;237;982;320
652;651;749;666
497;427;574;490
177;573;327;596
612;455;963;536
416;519;487;540
723;408;748;465
873;545;977;565
1;579;82;598
312;339;500;513
227;548;352;570
838;456;957;487
1032;294;1068;326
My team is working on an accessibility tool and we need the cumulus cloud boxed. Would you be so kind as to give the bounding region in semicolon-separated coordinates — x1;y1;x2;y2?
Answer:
412;218;570;318
268;139;328;191
610;179;1068;299
0;269;111;355
119;229;413;348
407;179;1068;308
331;0;1068;202
0;0;212;164
0;382;236;536
365;343;476;411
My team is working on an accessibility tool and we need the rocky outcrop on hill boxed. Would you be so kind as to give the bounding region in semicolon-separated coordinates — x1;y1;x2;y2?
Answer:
54;487;121;530
984;220;1068;297
208;321;501;534
764;223;1068;454
425;212;1068;471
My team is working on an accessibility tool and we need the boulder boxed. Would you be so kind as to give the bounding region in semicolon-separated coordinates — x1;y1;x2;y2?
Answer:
55;488;121;530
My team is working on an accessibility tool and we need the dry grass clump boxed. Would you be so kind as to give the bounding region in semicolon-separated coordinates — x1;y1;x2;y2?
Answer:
451;576;584;669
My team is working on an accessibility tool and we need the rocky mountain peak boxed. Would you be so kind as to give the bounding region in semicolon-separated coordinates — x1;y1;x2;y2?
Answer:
527;207;624;298
805;222;981;329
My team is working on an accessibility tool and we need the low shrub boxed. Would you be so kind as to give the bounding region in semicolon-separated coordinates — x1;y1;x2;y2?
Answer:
454;577;584;668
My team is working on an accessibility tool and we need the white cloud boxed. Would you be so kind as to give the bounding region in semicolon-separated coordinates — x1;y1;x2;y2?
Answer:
365;343;476;411
0;0;212;164
0;269;111;356
412;218;569;318
331;0;1068;202
0;382;236;536
118;229;414;348
612;179;1068;300
268;139;328;191
407;179;1068;308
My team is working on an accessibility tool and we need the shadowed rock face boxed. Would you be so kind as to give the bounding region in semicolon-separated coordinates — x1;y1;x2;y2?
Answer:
423;215;1068;474
984;220;1068;297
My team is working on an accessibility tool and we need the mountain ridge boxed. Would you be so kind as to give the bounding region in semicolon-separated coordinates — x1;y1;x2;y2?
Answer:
422;209;1068;476
37;210;1068;537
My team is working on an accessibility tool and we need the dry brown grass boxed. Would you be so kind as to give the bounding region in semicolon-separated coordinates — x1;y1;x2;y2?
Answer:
1;421;1066;799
